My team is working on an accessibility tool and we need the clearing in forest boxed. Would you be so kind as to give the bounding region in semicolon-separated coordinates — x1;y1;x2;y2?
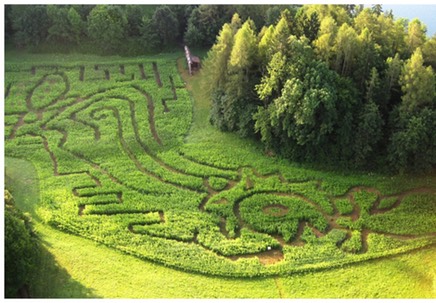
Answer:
4;53;436;277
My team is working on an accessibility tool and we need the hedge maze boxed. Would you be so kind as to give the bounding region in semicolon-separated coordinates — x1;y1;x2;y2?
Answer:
5;55;436;277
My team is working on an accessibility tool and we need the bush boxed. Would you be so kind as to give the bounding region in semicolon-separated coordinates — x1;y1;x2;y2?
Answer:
4;190;40;298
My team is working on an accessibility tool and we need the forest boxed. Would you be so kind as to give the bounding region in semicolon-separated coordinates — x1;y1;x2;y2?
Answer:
5;4;436;172
203;6;436;173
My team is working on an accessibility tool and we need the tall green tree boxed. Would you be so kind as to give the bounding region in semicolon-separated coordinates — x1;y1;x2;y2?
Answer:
295;11;320;42
168;5;196;41
313;15;338;64
422;34;436;69
406;18;427;55
388;108;436;173
353;68;384;166
399;47;435;113
264;6;282;26
382;53;403;112
124;5;149;37
46;5;75;45
203;22;235;95
255;36;358;162
302;4;350;26
152;6;180;47
68;7;86;45
376;15;407;58
270;13;293;56
354;8;379;37
258;25;275;65
140;16;161;53
184;5;233;47
333;23;359;76
353;28;380;91
387;48;436;172
10;5;50;48
223;19;260;136
87;5;127;54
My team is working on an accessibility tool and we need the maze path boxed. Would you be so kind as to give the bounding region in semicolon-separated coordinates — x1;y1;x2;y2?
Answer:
5;59;436;276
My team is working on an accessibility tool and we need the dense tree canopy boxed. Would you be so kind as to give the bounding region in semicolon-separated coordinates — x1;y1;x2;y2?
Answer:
5;4;296;55
203;6;435;172
87;5;128;54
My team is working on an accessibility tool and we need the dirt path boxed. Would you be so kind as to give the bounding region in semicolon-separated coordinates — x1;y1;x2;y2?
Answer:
146;93;162;145
152;62;162;87
138;64;147;79
129;86;162;146
9;114;25;139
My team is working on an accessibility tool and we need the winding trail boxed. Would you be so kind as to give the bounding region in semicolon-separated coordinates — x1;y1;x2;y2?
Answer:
6;59;436;270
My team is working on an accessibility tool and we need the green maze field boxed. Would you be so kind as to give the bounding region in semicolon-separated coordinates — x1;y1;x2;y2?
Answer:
4;53;436;277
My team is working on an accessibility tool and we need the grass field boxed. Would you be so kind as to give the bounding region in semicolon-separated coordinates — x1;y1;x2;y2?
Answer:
4;50;436;297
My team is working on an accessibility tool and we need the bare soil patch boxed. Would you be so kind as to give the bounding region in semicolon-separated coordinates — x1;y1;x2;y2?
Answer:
79;66;85;81
138;63;147;79
229;248;284;265
152;62;162;87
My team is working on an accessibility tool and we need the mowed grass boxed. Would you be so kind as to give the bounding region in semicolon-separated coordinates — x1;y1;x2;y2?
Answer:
4;52;436;298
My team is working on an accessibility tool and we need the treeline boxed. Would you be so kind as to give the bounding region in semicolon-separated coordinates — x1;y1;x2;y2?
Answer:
5;4;297;55
203;5;436;173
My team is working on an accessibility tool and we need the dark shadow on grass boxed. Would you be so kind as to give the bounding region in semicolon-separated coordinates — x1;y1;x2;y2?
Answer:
28;243;101;298
5;157;100;298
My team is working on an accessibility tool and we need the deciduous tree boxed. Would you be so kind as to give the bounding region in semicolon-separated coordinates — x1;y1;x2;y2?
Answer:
399;47;435;113
406;18;427;55
87;5;127;54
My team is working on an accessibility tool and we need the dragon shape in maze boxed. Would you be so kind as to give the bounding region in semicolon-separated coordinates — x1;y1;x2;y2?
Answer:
5;63;436;267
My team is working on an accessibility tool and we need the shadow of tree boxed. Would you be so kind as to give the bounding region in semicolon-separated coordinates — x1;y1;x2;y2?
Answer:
5;157;100;298
28;243;101;298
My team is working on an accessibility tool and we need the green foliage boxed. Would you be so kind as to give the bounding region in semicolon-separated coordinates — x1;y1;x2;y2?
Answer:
208;177;229;191
378;197;397;210
240;194;327;242
406;18;427;55
204;5;435;173
254;39;357;164
10;5;50;48
206;18;261;137
184;5;233;48
353;100;383;167
335;198;353;215
87;5;128;54
399;48;435;113
4;47;436;279
46;5;76;45
388;108;436;173
152;6;179;47
341;230;363;253
4;190;40;297
366;193;436;235
422;34;436;69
